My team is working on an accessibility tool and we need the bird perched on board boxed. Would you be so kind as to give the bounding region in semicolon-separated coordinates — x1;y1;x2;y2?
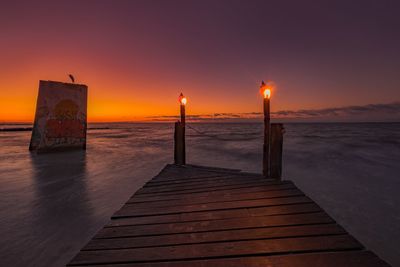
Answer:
68;74;75;83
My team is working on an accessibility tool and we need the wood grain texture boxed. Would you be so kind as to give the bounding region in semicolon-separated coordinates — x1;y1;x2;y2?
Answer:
128;183;295;204
67;164;391;267
68;251;390;267
84;224;346;250
70;235;362;265
98;212;333;239
107;203;322;227
115;196;314;218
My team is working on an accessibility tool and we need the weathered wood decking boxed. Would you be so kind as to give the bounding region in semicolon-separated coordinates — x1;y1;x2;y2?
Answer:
68;164;390;266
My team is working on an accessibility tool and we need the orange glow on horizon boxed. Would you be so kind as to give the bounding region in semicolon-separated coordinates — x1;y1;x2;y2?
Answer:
0;74;302;124
0;84;282;123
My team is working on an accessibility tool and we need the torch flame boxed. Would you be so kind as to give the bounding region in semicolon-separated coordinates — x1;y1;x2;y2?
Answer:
181;97;187;105
263;88;271;99
178;93;187;105
260;81;272;99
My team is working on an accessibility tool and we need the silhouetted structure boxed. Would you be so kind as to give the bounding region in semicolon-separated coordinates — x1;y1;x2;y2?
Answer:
29;80;88;152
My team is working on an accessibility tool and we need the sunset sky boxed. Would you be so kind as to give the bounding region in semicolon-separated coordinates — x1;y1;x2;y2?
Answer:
1;0;399;122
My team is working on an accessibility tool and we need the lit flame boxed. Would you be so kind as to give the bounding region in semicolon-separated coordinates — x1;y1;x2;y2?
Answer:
260;80;272;99
181;97;187;105
263;88;271;99
178;93;187;105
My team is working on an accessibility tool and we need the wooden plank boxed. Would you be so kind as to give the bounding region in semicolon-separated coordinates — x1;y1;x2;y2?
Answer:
129;183;295;204
68;251;390;267
84;224;345;250
151;170;264;183
135;182;273;196
185;164;242;173
157;164;257;176
152;166;230;180
110;208;249;226
136;180;285;195
98;212;333;239
247;202;321;216
67;165;391;267
138;179;269;194
108;203;322;227
152;172;222;181
115;196;312;218
127;189;304;209
151;172;266;183
69;235;362;265
135;182;292;198
145;175;264;188
151;174;227;183
151;174;264;184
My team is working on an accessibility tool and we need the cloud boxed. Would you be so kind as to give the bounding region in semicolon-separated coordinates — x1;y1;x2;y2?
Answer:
146;102;400;122
274;102;400;120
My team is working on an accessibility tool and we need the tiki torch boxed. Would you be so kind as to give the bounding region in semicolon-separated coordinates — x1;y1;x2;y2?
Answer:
175;93;187;165
260;81;271;177
178;93;187;126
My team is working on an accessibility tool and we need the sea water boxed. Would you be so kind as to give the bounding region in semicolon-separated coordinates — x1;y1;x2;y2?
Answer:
0;122;399;266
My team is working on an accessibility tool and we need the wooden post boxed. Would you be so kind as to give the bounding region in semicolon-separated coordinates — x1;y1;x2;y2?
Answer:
263;93;270;178
174;121;186;165
180;103;186;126
270;123;284;180
175;93;187;165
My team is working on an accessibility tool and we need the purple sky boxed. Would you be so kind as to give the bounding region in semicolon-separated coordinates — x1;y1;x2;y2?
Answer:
1;0;399;121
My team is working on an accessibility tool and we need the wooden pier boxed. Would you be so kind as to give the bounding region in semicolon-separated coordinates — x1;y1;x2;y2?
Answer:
68;164;390;266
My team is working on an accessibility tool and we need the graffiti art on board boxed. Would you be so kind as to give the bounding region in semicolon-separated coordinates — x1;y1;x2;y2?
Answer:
45;99;85;139
29;80;88;152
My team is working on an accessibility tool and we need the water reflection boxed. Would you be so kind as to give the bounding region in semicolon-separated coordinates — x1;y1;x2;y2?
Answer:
28;151;95;266
30;151;91;220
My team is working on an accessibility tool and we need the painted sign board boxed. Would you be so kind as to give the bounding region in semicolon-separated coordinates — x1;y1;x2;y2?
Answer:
29;80;88;152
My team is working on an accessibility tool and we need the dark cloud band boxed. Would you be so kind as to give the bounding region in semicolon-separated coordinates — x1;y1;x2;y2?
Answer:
146;102;400;122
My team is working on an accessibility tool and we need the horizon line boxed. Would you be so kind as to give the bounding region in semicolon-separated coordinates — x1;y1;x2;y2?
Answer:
1;101;399;124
